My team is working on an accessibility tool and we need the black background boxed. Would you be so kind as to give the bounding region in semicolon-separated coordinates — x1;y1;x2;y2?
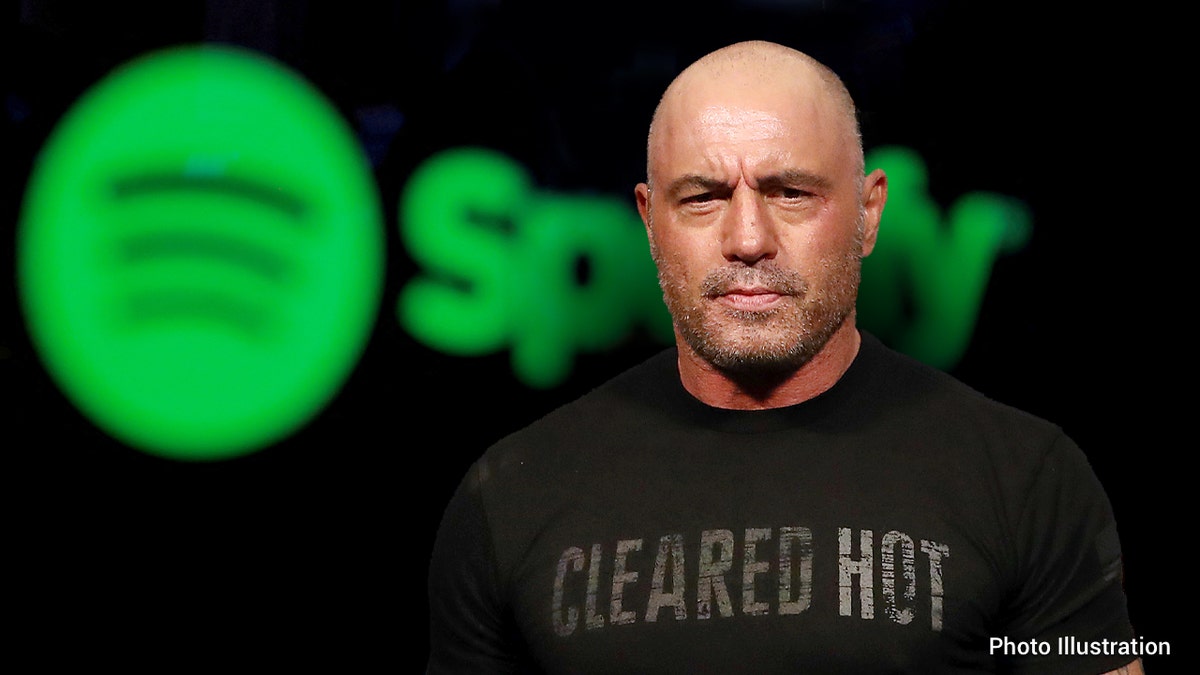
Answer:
3;1;1184;670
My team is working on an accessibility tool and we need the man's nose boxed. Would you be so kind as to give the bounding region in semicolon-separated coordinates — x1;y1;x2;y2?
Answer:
720;187;778;264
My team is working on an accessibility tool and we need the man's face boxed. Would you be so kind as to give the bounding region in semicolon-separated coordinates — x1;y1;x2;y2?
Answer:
636;78;878;375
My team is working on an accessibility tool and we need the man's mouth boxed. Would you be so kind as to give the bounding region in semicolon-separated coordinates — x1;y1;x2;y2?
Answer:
712;286;786;311
699;264;807;312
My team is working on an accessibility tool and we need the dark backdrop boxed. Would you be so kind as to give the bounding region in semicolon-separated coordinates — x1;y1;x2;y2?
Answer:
3;1;1183;670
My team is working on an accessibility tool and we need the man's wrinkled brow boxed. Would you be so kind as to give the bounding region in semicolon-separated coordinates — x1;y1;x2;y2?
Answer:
663;169;833;199
663;174;730;200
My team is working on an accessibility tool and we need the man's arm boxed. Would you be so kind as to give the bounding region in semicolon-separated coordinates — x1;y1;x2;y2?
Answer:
999;434;1140;675
427;464;522;673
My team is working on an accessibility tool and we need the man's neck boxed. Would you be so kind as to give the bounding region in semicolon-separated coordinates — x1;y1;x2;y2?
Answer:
676;321;862;410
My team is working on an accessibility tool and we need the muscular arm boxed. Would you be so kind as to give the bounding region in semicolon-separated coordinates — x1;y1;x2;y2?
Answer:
428;466;523;673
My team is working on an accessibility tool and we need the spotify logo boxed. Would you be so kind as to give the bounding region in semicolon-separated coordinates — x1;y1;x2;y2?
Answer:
18;46;384;461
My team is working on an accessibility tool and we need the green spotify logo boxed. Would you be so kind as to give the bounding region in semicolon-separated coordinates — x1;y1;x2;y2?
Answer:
18;46;384;461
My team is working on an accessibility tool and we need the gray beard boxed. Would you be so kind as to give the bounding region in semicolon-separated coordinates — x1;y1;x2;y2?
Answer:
668;264;857;377
684;304;852;376
654;245;862;378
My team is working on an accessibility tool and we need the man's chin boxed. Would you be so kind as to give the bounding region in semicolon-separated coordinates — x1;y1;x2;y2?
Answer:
684;329;820;377
682;311;851;377
704;345;819;377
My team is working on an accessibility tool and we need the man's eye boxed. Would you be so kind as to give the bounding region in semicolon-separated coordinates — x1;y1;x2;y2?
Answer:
777;187;809;199
681;193;714;204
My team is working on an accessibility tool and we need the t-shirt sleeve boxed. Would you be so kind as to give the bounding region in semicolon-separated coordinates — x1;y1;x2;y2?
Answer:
427;462;525;674
998;433;1137;674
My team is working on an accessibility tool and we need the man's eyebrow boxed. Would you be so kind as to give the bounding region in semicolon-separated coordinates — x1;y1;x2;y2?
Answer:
664;174;731;198
757;169;833;192
661;170;834;198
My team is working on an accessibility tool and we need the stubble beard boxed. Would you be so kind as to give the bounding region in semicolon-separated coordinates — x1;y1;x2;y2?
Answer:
652;222;864;377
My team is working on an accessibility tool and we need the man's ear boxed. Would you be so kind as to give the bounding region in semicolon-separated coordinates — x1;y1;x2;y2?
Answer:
860;168;887;257
635;182;652;237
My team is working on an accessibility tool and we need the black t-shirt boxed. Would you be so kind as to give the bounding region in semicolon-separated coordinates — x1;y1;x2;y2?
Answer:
428;333;1135;673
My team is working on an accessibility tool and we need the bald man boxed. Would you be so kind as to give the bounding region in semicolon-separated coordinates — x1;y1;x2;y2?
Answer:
427;41;1139;674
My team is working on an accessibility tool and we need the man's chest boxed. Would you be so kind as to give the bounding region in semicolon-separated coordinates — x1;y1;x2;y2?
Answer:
495;469;1007;673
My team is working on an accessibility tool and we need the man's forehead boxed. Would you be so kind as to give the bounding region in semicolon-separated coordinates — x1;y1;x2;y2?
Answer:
651;97;846;177
695;105;787;140
653;75;843;153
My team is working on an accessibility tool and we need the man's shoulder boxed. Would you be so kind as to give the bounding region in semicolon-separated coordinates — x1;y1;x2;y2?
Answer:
860;332;1059;429
851;333;1073;477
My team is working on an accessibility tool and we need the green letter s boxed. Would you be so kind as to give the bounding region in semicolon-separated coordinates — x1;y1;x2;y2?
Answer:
398;147;529;355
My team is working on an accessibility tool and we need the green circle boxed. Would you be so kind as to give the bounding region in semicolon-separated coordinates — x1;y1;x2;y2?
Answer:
18;45;384;461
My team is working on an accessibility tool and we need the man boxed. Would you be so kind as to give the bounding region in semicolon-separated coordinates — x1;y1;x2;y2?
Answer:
427;41;1140;673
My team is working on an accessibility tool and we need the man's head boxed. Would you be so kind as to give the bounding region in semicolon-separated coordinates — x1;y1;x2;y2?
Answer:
635;40;887;377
